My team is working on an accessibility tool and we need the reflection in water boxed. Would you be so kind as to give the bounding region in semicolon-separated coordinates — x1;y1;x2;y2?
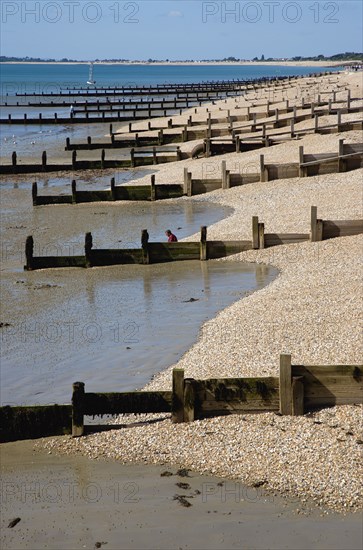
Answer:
1;261;277;405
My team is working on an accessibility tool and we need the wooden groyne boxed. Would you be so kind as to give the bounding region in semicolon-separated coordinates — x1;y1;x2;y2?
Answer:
23;226;251;271
71;355;362;435
32;177;184;206
1;353;360;441
23;208;363;271
1;146;183;175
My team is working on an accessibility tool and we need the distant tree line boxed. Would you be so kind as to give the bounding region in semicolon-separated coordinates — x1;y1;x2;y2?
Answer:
1;52;362;63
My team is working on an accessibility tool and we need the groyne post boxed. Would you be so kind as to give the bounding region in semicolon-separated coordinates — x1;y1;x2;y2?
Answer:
141;229;150;264
279;354;292;415
150;174;156;201
172;368;185;423
85;232;93;267
71;180;77;204
42;151;47;171
72;381;85;437
110;177;116;201
252;216;259;249
32;182;38;206
200;225;207;261
310;206;323;242
24;235;34;271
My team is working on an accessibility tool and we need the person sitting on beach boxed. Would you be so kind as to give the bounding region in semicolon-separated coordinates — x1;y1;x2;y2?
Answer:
165;229;177;242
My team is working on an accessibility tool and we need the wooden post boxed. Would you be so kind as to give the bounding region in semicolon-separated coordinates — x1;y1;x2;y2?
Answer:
32;182;38;206
221;160;227;189
338;138;345;173
109;123;113;136
87;136;92;145
252;216;259;249
347;89;351;110
128;122;132;133
205;138;211;158
183;379;195;422
130;148;135;168
328;99;332;114
172;368;184;423
66;137;70;149
110;177;116;201
72;150;77;170
310;205;323;242
236;135;240;153
310;102;315;117
158;129;163;145
24;236;34;271
298;146;305;177
150;174;156;201
258;222;265;249
101;149;105;169
292;376;304;416
42;151;47;171
275;109;279;123
290;118;295;138
85;232;93;267
279;354;292;415
72;382;85;437
71;180;77;204
260;154;268;182
337;110;342;130
200;225;207;261
314;114;319;133
184;168;192;196
141;229;149;264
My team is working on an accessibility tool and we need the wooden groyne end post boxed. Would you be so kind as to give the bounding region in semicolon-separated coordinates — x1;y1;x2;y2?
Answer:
71;180;77;204
32;182;38;206
279;354;292;415
200;225;207;261
141;229;150;264
183;168;192;197
172;368;185;423
85;232;93;268
41;151;47;171
310;206;323;242
72;381;85;437
24;235;34;271
252;216;259;249
110;177;116;201
221;160;230;189
150;175;156;201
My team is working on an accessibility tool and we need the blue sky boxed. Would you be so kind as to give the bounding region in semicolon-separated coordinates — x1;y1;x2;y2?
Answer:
1;1;362;60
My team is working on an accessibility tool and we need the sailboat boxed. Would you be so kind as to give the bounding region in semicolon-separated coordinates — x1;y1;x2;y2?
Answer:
87;62;96;86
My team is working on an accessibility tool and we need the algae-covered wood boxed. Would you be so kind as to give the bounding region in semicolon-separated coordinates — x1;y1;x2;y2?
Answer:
83;391;172;415
193;377;279;417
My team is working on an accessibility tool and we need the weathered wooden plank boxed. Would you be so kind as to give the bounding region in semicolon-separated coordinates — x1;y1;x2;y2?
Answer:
291;365;363;407
31;256;86;269
83;391;172;415
323;220;363;239
72;382;85;437
265;233;310;246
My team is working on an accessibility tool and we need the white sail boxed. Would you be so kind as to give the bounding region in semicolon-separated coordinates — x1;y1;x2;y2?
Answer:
87;62;96;86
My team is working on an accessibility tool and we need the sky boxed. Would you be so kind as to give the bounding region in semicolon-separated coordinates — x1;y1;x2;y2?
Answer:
1;0;362;60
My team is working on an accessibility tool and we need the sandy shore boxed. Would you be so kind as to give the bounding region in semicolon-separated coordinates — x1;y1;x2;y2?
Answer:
1;69;362;545
2;441;363;550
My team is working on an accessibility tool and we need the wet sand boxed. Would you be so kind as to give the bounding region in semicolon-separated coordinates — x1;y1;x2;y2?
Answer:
1;440;362;550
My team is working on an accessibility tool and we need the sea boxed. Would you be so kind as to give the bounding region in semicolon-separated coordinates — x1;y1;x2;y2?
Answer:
0;63;333;405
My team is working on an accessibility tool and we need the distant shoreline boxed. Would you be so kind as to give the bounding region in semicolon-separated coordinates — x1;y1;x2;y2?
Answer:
0;60;348;68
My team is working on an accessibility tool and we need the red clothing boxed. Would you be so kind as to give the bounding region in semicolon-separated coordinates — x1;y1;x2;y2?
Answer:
168;233;178;242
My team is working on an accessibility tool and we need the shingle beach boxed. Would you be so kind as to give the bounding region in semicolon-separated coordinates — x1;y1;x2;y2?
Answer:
39;70;363;513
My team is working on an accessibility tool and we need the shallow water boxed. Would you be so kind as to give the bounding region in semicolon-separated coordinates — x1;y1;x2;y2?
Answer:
1;261;276;406
0;185;278;405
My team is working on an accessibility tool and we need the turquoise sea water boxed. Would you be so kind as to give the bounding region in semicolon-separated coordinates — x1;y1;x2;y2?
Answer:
0;62;338;96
